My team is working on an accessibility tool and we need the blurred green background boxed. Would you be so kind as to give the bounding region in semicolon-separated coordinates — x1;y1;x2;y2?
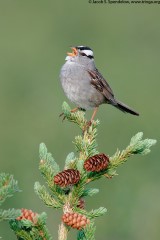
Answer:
0;1;159;239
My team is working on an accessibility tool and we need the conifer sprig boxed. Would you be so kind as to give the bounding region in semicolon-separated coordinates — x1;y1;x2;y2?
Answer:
0;173;20;205
34;102;156;240
9;211;52;240
1;102;156;240
0;209;21;222
0;173;21;223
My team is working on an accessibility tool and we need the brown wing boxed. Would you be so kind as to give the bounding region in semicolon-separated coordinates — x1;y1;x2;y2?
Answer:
88;68;116;104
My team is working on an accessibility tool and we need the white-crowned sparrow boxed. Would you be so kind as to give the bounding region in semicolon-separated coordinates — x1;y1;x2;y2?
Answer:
60;46;139;121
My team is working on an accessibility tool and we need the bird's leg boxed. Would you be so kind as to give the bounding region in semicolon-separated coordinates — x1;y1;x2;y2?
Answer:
83;107;99;131
90;107;98;122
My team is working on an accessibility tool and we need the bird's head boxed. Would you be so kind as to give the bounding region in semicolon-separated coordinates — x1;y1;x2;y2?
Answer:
65;46;94;65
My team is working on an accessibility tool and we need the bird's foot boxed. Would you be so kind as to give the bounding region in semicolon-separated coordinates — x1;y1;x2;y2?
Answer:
71;107;79;113
59;107;80;122
59;112;66;121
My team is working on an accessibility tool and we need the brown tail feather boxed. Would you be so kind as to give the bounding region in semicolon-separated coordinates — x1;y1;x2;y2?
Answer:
114;100;139;116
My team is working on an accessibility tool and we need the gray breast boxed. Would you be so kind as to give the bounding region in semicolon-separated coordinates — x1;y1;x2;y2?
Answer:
60;61;105;109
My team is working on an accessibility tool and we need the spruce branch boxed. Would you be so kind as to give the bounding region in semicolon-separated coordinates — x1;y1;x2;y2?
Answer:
0;209;21;221
58;222;69;240
39;144;64;202
108;132;157;176
62;102;99;160
34;182;62;209
71;173;88;208
0;173;20;205
87;207;107;219
77;220;96;240
39;143;60;177
65;152;76;169
62;102;87;130
15;230;33;240
9;211;52;240
87;132;157;181
83;220;96;240
74;128;99;160
81;188;99;197
0;172;21;228
33;102;156;240
0;173;52;239
75;207;107;219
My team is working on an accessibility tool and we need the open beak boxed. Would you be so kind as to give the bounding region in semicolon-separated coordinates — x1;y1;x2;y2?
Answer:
67;47;78;57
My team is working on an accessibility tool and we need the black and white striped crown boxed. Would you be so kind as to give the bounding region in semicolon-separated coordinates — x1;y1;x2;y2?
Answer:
76;46;94;59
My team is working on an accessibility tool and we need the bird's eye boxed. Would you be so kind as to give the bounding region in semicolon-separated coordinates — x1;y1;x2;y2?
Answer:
80;52;87;57
80;51;94;59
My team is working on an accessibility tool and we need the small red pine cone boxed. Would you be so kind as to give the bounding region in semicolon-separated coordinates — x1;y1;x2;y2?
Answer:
62;212;90;230
77;198;85;209
84;153;109;172
16;208;38;224
54;169;80;187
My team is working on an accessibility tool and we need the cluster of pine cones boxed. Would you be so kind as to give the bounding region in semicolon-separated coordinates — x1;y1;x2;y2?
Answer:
53;153;109;229
54;153;109;188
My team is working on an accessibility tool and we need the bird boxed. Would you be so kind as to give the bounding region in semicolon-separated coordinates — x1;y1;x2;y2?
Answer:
60;46;139;122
